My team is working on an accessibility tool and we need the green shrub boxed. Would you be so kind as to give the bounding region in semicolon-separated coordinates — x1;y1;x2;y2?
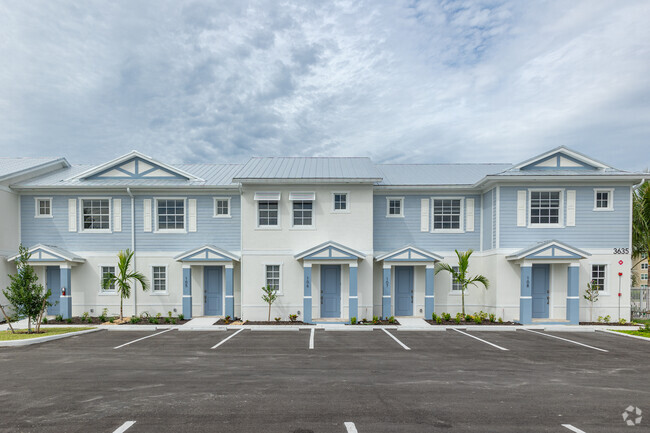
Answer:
86;316;93;323
488;313;496;323
156;312;162;319
109;317;115;323
42;317;48;324
149;317;158;324
55;314;63;322
435;316;443;324
645;323;650;332
454;315;461;325
66;318;72;324
224;315;231;324
171;319;176;324
274;317;281;322
387;316;395;324
432;313;438;322
82;311;89;321
168;311;173;318
465;314;472;322
178;314;184;321
288;314;298;322
597;315;604;323
164;317;171;324
477;311;488;321
130;316;140;324
372;315;379;324
473;315;483;324
604;315;611;323
442;313;451;322
350;317;357;325
498;317;503;323
619;318;626;325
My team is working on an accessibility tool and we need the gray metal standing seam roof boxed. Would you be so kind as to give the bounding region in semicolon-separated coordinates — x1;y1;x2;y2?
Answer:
0;157;65;180
376;164;513;186
233;157;382;181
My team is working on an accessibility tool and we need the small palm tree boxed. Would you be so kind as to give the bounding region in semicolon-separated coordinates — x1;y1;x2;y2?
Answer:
102;249;149;319
435;249;489;315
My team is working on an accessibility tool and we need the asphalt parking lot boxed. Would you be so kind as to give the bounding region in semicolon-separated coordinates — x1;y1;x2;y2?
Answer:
0;328;648;433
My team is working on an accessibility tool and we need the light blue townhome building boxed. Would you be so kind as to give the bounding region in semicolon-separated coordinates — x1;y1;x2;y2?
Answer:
0;147;642;324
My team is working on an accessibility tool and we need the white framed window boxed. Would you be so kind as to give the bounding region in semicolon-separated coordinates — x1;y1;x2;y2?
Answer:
100;265;116;293
593;189;614;211
432;197;464;232
642;274;648;281
591;264;607;291
528;189;564;227
213;197;231;218
258;200;279;227
386;197;404;217
332;192;349;212
265;264;282;294
80;198;111;232
155;198;186;232
642;263;649;270
34;197;53;218
451;266;463;292
292;200;313;227
152;266;168;294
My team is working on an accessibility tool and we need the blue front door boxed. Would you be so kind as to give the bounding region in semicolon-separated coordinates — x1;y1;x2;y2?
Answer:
395;266;414;316
46;266;60;316
532;264;550;318
204;266;223;316
320;265;341;318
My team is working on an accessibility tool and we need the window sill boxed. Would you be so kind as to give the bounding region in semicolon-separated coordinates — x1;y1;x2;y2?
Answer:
592;208;614;212
34;215;53;219
154;229;187;234
527;224;564;229
80;229;112;234
431;229;465;234
213;215;232;218
386;215;404;218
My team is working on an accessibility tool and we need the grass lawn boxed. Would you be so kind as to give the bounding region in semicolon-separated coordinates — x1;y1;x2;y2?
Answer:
633;318;650;325
0;327;94;341
615;329;650;339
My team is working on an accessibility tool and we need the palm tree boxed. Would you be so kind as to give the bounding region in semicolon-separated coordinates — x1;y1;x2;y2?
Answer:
435;249;489;315
102;249;149;319
633;180;650;269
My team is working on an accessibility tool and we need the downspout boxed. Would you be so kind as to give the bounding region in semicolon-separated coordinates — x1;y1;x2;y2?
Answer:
238;183;243;319
127;188;137;316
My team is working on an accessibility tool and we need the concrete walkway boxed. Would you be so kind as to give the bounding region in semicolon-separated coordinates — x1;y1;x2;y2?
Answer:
395;317;430;328
181;317;219;328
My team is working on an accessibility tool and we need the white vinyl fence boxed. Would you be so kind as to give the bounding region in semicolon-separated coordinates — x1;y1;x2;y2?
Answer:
631;287;650;319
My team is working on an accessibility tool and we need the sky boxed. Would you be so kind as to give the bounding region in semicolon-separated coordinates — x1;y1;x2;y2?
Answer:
0;0;649;169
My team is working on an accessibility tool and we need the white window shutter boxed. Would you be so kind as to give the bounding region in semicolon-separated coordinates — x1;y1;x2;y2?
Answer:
466;198;475;232
68;199;77;232
420;199;429;232
143;199;152;232
566;190;576;227
517;190;527;227
113;199;122;232
188;199;197;232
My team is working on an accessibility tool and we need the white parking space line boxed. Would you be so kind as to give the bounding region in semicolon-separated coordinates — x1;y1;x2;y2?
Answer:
344;421;358;433
562;423;586;432
309;328;315;350
113;329;173;349
524;329;608;352
113;421;136;433
211;328;245;349
452;329;508;351
382;329;410;350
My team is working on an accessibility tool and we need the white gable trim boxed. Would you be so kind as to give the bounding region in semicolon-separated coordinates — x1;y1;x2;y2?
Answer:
512;146;609;170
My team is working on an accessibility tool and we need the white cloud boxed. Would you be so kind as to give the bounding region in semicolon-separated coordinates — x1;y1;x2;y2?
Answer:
0;0;648;170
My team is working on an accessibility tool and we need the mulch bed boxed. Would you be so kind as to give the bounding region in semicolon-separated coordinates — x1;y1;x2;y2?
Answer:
579;322;638;326
425;319;520;326
350;319;401;326
45;317;189;325
237;321;313;325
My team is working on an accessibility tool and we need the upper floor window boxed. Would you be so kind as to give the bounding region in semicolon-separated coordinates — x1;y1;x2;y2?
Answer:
258;200;279;227
100;266;116;293
530;191;561;225
156;198;185;231
333;193;348;212
81;199;111;231
642;263;649;270
214;197;231;218
591;264;606;291
386;197;404;217
432;198;463;231
292;200;313;227
642;274;648;281
152;266;167;293
593;189;614;211
35;198;52;218
451;266;462;291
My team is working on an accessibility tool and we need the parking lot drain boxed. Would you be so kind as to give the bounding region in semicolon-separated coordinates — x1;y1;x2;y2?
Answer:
112;421;136;433
524;329;608;352
211;328;245;349
382;329;411;350
344;422;358;432
452;329;508;351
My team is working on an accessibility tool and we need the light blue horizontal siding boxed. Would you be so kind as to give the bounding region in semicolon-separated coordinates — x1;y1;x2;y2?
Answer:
481;189;493;251
498;186;631;249
373;194;481;253
20;195;241;252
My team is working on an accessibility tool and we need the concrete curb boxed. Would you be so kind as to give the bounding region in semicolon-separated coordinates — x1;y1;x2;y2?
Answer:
0;328;101;347
599;329;650;342
103;325;176;331
178;326;227;332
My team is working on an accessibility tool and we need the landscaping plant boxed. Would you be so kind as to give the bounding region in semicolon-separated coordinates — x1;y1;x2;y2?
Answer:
435;249;489;315
274;317;281;322
261;284;278;322
350;317;357;325
288;313;299;322
3;245;52;334
583;280;599;322
442;312;451;322
388;316;395;324
102;249;149;319
432;313;438;322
